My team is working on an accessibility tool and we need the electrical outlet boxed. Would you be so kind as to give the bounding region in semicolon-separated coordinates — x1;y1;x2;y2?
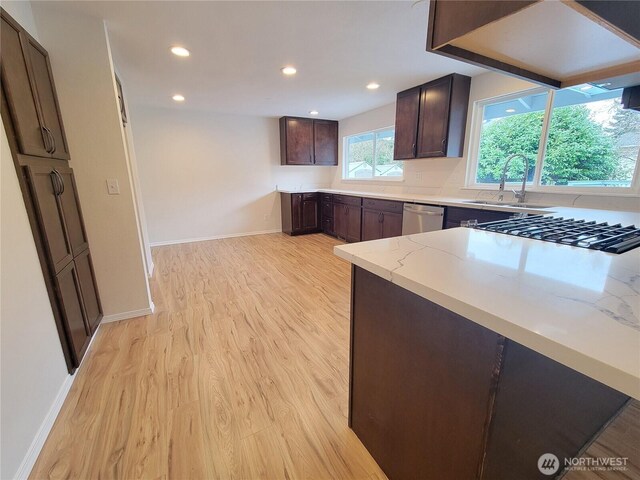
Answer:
106;179;120;195
414;172;423;182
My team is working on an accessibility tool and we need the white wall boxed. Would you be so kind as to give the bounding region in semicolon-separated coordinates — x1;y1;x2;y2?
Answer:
31;3;153;317
131;105;335;245
331;71;640;212
0;4;70;479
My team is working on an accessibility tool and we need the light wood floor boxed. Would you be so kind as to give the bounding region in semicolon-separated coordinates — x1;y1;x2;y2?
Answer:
30;232;639;480
30;233;386;480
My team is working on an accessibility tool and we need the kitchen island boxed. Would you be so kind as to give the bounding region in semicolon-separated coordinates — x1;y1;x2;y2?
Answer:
334;223;639;479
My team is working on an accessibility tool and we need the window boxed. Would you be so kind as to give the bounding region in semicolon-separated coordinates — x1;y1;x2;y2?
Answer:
468;85;640;192
343;127;402;180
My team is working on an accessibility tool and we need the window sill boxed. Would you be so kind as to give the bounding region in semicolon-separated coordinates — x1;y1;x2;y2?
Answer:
462;185;640;197
341;178;405;183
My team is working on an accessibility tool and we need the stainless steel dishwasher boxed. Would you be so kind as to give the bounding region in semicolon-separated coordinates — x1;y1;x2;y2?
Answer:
402;204;445;234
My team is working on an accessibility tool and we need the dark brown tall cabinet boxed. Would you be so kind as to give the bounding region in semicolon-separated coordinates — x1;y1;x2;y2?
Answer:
1;9;102;372
394;73;471;160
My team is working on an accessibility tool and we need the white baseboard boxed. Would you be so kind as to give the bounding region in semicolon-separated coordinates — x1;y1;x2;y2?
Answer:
14;373;75;479
149;228;282;247
101;304;154;323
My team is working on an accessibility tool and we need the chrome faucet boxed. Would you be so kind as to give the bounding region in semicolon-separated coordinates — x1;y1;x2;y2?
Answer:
498;154;529;203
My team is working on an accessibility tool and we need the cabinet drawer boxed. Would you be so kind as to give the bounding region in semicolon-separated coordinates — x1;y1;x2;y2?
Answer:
321;193;333;203
322;202;333;218
333;195;362;206
322;217;334;235
363;198;404;214
302;192;318;200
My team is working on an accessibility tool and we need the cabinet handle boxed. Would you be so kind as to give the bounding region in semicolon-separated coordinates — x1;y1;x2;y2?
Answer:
441;138;446;152
50;170;60;195
379;212;384;223
55;169;65;195
412;143;416;156
46;127;57;154
41;127;52;153
344;206;348;215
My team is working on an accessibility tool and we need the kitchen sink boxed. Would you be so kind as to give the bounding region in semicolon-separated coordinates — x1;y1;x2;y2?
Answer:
462;200;551;209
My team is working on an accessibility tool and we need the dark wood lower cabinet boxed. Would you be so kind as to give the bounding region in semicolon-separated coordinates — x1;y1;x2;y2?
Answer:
350;266;629;480
24;163;102;368
74;249;102;334
54;261;91;364
280;192;320;235
333;196;362;243
444;206;513;229
361;198;403;241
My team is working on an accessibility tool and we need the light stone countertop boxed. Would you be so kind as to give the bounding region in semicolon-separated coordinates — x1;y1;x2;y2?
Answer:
334;227;640;400
276;187;640;223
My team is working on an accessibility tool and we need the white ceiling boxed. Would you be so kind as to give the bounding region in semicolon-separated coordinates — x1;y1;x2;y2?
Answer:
40;1;485;120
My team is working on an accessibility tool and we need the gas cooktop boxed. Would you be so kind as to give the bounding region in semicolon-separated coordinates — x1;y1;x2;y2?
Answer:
475;215;640;254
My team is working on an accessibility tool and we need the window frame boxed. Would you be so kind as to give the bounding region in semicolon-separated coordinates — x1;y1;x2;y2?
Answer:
342;126;403;182
465;87;640;196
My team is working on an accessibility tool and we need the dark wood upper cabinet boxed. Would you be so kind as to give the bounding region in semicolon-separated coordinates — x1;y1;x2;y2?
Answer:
280;116;338;166
280;117;313;165
0;15;50;158
23;36;70;160
313;119;338;165
416;77;452;158
1;9;70;160
394;74;470;160
393;87;420;160
426;0;640;89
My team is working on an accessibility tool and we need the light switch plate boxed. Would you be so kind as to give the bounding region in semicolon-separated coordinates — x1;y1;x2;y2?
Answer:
107;179;120;195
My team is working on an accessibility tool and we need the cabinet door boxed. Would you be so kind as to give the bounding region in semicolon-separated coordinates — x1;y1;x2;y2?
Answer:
313;119;338;165
381;211;403;239
301;194;319;230
291;194;303;231
393;87;420;160
24;35;70;160
282;117;313;165
362;209;383;241
0;16;50;158
25;165;73;274
333;204;347;239
416;76;452;158
57;167;89;255
74;249;102;334
346;206;362;243
55;261;91;364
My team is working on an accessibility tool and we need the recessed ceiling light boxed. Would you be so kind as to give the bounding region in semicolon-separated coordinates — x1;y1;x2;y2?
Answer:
598;82;612;87
505;108;516;113
170;46;190;57
281;66;297;75
309;110;319;116
580;85;593;91
366;82;380;90
172;94;185;102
